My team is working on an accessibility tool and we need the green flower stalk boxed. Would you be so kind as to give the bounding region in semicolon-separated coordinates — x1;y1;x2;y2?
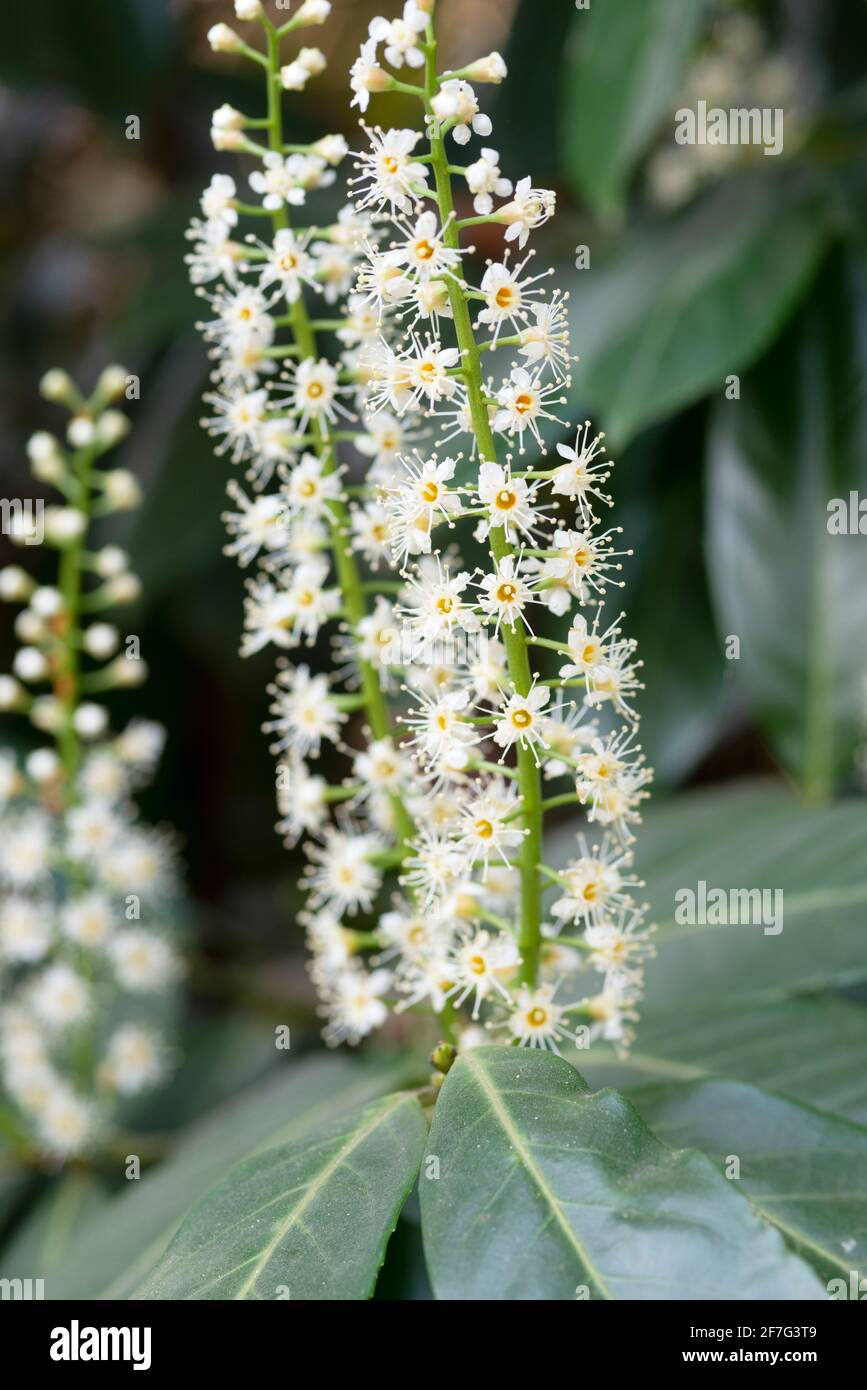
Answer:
190;0;653;1057
0;369;182;1163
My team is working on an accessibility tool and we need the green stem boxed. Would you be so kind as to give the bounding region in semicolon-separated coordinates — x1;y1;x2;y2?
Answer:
424;25;542;985
56;444;95;794
262;27;414;853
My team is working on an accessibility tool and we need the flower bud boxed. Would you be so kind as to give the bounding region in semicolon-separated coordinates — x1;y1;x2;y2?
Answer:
207;23;243;53
39;369;76;405
94;545;130;578
27;432;66;485
298;47;327;75
43;507;87;546
67;416;96;449
280;62;311;92
212;103;245;131
103;573;142;605
311;135;348;166
83;623;119;660
30;695;64;731
73;703;109;740
96;364;129;400
13;647;49;683
101;469;142;512
463;52;507;83
0;566;35;602
295;0;331;23
107;656;149;689
15;611;44;644
0;675;25;711
30;586;64;619
26;748;61;783
234;0;263;19
96;410;130;448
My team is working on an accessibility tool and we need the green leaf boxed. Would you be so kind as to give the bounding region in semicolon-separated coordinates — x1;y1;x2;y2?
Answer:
631;1079;867;1285
579;995;867;1125
553;781;867;1017
46;1054;414;1299
134;1092;427;1301
563;173;830;446
420;1047;823;1300
562;0;706;214
706;253;867;797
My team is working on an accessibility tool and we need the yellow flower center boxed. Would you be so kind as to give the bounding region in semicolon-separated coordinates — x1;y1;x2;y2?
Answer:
511;708;532;729
496;582;517;603
496;488;517;509
474;819;494;839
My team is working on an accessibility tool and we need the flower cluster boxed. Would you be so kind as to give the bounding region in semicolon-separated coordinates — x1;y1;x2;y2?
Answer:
193;0;653;1059
0;369;181;1161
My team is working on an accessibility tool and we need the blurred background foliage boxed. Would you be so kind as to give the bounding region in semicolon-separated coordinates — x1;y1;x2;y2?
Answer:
1;0;867;1206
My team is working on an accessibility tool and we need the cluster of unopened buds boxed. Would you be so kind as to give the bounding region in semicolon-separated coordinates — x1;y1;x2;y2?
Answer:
0;368;181;1161
190;0;654;1057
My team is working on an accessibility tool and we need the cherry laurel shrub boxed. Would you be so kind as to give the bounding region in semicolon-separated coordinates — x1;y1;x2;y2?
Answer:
0;369;182;1164
191;0;654;1059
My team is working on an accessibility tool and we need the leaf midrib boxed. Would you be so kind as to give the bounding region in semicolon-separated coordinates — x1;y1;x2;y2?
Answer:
463;1052;615;1300
233;1093;410;1300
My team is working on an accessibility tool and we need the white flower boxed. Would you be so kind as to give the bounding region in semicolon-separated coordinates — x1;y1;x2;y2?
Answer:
264;665;345;757
476;460;538;540
222;482;286;567
518;294;572;380
31;964;90;1028
493;683;550;756
402;686;477;765
400;559;479;648
0;810;52;887
276;753;328;845
551;422;612;520
446;928;520;1018
200;173;238;230
0;897;53;963
303;828;384;916
551;526;629;602
350;39;391;114
110;930;179;991
503;982;581;1052
404;334;461;407
476;254;551;343
431;79;492;146
382;452;462;564
401;827;468;906
257;228;317;302
37;1089;94;1157
60;893;114;948
323;966;391;1044
369;2;428;69
493;366;568;453
283;451;344;518
350;501;393;566
101;1024;165;1095
352;126;429;212
249;152;310;210
284;357;344;430
477;553;535;633
500;177;556;248
465;148;512;215
389;209;463;283
456;782;524;873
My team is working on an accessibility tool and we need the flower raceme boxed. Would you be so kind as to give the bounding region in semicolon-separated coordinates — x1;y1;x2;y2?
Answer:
190;0;654;1057
0;369;182;1162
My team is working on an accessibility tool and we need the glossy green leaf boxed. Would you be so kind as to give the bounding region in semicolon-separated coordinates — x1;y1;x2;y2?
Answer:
706;253;867;797
134;1092;427;1301
563;174;829;446
420;1047;823;1300
632;1079;867;1284
580;994;867;1125
46;1054;413;1299
552;781;867;1018
562;0;706;213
